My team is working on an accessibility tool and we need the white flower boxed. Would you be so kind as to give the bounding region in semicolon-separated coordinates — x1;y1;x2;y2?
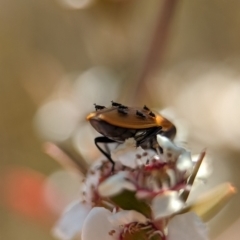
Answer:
53;135;235;240
53;159;112;240
54;205;208;240
81;207;119;240
81;209;208;240
157;135;183;162
98;171;136;197
152;191;185;219
53;201;91;240
111;138;155;168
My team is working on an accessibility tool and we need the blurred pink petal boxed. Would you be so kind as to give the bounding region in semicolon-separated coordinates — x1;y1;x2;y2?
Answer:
1;166;59;226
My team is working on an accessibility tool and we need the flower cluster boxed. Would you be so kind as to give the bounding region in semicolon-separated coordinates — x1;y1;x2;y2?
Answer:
53;135;235;240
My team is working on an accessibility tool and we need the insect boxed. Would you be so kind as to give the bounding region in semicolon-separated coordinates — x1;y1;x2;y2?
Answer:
87;101;176;167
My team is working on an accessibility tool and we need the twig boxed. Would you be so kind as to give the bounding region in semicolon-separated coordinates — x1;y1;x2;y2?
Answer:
43;142;89;176
132;0;179;103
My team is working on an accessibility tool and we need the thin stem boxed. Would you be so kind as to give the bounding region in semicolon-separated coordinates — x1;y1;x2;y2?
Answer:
43;142;89;175
132;0;179;104
180;150;206;202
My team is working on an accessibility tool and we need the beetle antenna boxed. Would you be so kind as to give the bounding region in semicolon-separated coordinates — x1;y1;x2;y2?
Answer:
118;105;128;109
136;110;146;118
118;108;128;114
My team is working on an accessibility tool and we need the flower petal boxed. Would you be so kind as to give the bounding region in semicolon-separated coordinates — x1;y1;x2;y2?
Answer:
167;212;208;240
111;138;154;168
192;154;212;180
176;150;193;172
98;171;136;197
82;160;103;203
108;210;147;226
82;207;119;240
52;201;91;240
157;135;182;162
152;191;185;219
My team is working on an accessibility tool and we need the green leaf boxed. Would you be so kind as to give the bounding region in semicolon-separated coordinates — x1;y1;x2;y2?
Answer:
110;190;152;218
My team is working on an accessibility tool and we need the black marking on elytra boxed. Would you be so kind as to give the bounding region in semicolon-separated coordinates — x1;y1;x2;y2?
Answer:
136;110;146;118
118;108;128;114
143;105;150;111
111;101;122;107
94;104;106;111
118;105;128;109
149;111;156;118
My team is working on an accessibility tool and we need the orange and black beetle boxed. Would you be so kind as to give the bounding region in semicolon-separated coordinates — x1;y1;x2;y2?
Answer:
87;101;176;166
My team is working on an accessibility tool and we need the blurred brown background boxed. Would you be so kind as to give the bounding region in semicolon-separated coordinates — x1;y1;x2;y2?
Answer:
1;0;240;239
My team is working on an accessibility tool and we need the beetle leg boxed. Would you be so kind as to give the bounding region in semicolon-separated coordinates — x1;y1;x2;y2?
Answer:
136;127;162;146
94;136;116;171
136;127;164;156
